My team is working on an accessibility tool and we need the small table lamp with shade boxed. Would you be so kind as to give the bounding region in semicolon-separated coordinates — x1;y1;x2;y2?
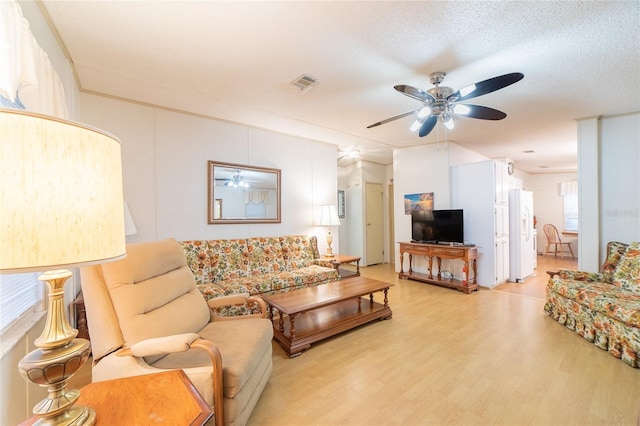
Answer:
319;204;341;258
0;109;127;426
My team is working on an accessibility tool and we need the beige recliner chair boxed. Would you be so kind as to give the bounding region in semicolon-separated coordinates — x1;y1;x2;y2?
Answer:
79;238;273;426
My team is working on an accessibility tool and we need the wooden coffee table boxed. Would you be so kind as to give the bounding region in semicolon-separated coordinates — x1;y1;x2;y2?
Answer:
261;276;392;357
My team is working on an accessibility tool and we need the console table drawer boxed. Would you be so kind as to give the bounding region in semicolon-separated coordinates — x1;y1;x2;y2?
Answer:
400;243;430;254
431;247;465;257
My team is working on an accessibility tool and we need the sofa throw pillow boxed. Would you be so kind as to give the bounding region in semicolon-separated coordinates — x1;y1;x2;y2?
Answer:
612;241;640;293
601;241;629;281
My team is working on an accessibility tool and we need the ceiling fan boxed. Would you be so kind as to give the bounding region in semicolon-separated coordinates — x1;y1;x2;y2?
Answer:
367;71;524;137
224;170;250;188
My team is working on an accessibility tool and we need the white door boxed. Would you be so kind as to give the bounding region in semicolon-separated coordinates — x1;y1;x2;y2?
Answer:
365;182;384;265
388;183;395;264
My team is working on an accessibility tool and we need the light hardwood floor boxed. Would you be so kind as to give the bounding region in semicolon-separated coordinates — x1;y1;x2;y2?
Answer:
248;255;640;426
71;255;640;425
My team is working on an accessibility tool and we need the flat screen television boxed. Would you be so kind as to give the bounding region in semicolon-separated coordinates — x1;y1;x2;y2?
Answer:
411;209;464;244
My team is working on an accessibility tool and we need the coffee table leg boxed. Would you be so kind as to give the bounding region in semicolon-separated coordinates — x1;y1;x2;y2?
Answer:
278;311;285;333
383;288;389;308
369;293;374;306
289;313;297;339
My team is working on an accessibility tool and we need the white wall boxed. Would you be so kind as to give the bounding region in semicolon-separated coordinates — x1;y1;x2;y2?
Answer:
393;142;482;275
77;94;338;249
600;114;640;245
342;161;364;259
579;112;640;271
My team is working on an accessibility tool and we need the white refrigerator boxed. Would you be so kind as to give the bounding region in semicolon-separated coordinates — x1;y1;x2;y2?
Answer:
509;189;535;282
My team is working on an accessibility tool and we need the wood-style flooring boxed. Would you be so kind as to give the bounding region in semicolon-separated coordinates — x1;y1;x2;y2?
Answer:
71;255;640;425
248;255;640;426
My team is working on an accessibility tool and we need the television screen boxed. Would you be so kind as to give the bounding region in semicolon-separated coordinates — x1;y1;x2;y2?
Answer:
411;209;464;244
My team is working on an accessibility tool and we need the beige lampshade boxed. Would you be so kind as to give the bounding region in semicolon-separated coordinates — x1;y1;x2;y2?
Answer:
0;109;127;272
319;204;341;227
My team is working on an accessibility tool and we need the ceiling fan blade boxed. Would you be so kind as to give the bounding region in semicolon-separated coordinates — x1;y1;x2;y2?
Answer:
448;72;524;102
367;110;417;129
418;116;438;137
394;85;436;103
455;104;507;120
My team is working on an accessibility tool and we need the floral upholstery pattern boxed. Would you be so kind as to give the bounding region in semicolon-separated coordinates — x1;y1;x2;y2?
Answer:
602;241;629;281
280;235;316;269
545;241;640;367
179;235;338;316
209;239;250;283
612;241;640;293
180;240;213;286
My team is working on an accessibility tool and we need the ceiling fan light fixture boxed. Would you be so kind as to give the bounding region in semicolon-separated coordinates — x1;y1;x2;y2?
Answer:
442;112;454;130
367;71;523;138
226;170;250;188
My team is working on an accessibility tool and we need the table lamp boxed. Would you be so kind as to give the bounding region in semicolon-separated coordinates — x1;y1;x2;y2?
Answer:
0;109;126;425
319;204;341;258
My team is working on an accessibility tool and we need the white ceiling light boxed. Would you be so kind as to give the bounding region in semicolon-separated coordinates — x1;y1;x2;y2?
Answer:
442;112;454;130
226;170;250;188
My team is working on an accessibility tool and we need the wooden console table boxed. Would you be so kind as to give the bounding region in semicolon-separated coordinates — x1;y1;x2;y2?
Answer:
399;242;478;294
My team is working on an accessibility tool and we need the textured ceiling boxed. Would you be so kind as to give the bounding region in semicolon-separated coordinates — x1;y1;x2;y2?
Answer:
39;1;640;173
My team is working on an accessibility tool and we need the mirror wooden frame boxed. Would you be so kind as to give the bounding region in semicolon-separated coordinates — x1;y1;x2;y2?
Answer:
207;161;281;224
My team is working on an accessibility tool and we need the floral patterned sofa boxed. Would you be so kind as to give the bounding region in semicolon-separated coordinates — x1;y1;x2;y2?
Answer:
179;235;338;315
545;241;640;367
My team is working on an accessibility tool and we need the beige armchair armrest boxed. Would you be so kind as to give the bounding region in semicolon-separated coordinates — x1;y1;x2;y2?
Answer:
206;292;268;320
126;333;200;357
117;334;225;426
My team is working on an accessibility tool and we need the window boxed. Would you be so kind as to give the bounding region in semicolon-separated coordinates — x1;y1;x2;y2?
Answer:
560;180;579;232
563;194;579;232
0;273;42;331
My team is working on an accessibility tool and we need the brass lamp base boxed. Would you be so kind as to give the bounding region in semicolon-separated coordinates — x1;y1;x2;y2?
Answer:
18;270;96;426
324;230;335;258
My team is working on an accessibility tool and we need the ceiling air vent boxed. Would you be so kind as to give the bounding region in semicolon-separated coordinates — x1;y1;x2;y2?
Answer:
290;74;318;92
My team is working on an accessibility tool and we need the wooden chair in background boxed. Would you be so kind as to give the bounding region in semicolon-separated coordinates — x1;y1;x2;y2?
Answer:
543;223;575;259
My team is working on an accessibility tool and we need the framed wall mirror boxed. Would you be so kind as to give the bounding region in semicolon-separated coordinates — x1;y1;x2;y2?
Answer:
208;161;281;224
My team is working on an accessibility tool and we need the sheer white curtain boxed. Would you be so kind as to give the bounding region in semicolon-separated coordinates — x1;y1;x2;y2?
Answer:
244;191;270;205
1;0;68;332
0;0;67;117
559;180;578;196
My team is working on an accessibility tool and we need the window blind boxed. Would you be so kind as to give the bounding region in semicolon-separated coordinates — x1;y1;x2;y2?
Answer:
0;273;42;331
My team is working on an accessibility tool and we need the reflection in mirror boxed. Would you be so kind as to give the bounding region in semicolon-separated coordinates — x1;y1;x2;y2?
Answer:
208;161;281;224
